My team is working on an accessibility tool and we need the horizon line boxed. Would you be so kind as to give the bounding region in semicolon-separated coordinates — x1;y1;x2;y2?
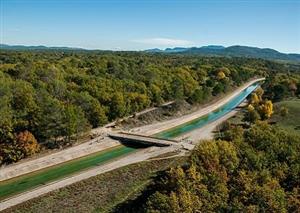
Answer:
1;43;299;54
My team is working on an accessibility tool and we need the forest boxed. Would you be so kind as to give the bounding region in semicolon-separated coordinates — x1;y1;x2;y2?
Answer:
0;50;300;165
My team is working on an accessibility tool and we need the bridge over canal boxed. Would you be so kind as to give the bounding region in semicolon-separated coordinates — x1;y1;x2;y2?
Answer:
108;132;195;151
108;132;180;147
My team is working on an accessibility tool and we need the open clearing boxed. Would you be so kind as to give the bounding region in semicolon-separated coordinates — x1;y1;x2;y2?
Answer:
272;99;300;135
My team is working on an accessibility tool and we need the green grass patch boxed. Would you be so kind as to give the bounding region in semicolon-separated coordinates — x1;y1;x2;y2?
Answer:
272;99;300;135
0;146;136;200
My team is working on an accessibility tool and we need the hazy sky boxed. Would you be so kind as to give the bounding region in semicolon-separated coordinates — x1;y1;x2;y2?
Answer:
1;0;300;53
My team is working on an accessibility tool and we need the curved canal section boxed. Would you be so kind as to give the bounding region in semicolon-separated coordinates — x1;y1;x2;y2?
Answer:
155;82;259;139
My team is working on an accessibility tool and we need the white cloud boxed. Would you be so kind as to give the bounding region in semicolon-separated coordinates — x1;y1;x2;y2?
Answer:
132;37;192;46
8;28;21;32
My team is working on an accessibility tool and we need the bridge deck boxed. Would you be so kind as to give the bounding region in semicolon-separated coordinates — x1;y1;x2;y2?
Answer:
108;132;179;147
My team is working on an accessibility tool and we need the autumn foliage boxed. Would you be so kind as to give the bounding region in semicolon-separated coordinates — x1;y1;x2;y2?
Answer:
244;87;274;123
0;130;39;164
258;100;274;119
217;71;226;80
15;130;40;157
138;123;300;212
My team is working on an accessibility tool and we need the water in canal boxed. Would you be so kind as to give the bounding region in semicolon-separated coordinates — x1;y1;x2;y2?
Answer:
155;82;259;139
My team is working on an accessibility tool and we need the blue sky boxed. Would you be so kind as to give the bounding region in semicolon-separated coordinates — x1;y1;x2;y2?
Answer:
1;0;300;53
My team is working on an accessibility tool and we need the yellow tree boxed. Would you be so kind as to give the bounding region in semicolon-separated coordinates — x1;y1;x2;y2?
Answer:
218;67;231;76
16;130;40;157
247;104;255;112
217;71;226;80
250;93;260;106
259;100;274;119
255;87;264;100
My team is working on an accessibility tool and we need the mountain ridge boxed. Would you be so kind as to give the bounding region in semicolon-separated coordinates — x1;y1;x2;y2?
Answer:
1;44;300;62
0;44;84;51
145;45;300;62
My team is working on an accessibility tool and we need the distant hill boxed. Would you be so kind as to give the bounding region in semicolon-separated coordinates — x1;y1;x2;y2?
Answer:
1;44;299;62
146;45;300;62
144;48;162;53
0;44;84;51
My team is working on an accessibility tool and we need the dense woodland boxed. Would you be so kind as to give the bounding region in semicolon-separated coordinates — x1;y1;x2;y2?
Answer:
0;50;300;165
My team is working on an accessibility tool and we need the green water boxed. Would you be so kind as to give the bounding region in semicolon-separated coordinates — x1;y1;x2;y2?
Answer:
0;82;260;200
0;146;135;200
155;83;259;138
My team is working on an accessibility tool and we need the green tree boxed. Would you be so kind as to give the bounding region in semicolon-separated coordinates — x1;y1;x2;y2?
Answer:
34;93;66;143
109;92;126;119
71;92;108;127
244;104;260;123
0;97;14;143
188;88;205;104
63;105;90;142
149;84;163;104
212;83;225;96
11;80;38;131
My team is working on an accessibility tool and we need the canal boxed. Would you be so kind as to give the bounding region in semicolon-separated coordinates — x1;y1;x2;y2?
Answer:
0;81;260;200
